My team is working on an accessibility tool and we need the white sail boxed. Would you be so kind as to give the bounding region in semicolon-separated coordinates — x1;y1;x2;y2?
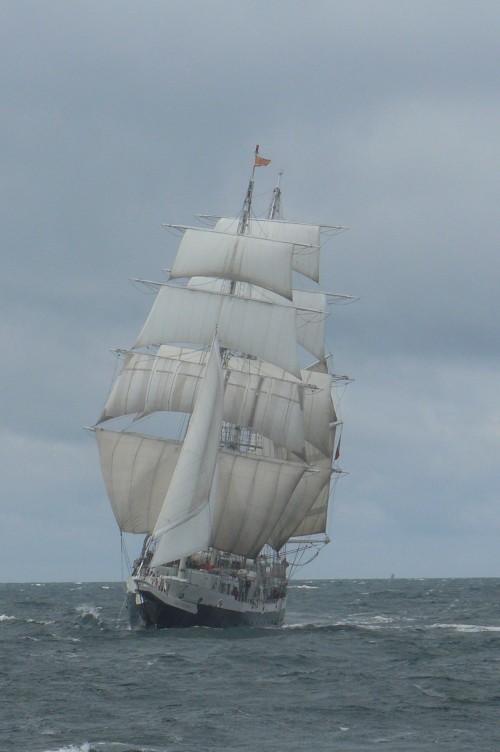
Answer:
289;481;331;538
97;348;305;454
301;369;337;456
187;278;327;362
133;284;301;378
95;427;310;555
267;464;333;550
95;429;181;534
210;453;308;559
222;367;305;455
97;352;204;423
214;217;321;281
150;340;224;566
170;228;295;300
247;287;327;362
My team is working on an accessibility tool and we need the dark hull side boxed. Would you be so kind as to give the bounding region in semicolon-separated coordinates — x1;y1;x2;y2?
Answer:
127;590;285;630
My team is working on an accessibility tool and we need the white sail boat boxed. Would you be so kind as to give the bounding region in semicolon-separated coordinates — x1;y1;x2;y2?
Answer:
93;147;351;628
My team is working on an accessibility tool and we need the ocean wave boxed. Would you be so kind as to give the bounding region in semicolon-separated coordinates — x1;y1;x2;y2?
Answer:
42;743;166;752
282;620;387;633
49;633;82;642
429;622;500;633
360;614;395;624
76;604;102;620
43;744;91;752
289;584;319;589
74;604;106;629
414;683;447;699
0;614;16;622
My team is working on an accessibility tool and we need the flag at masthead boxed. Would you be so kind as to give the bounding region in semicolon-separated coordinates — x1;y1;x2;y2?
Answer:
238;145;271;235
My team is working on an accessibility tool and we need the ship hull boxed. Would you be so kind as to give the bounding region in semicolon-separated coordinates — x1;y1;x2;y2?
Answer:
126;574;286;630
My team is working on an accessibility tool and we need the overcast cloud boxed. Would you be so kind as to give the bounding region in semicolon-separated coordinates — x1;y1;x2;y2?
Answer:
1;0;498;581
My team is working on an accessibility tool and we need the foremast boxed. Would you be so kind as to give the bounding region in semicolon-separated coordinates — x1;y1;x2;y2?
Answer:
223;145;272;450
237;144;271;235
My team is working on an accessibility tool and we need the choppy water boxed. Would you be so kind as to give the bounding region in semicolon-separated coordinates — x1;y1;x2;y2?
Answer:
1;578;499;751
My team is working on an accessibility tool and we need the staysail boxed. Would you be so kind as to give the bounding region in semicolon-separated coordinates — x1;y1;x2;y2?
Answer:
150;339;224;566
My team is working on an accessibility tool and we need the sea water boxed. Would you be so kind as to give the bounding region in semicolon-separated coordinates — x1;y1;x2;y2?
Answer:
1;578;499;751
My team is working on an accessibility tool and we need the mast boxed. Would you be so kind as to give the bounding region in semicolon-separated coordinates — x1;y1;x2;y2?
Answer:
227;145;271;452
267;171;284;220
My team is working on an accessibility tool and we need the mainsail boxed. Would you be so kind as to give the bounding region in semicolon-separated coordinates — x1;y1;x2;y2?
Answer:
94;150;346;578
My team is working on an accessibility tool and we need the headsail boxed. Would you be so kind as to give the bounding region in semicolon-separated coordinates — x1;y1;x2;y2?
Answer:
150;338;224;566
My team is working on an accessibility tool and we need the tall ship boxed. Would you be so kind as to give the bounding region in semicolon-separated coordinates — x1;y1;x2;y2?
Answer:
92;147;351;628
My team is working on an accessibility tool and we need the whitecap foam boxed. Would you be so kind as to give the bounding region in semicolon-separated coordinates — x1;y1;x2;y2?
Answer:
76;604;102;620
429;622;500;633
0;614;15;622
43;744;91;752
290;584;318;589
414;683;447;698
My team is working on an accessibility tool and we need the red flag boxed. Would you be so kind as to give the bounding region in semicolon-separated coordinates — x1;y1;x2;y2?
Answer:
334;438;341;461
254;154;271;166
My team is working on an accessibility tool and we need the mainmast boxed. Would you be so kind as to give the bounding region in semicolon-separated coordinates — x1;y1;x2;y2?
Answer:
267;171;284;220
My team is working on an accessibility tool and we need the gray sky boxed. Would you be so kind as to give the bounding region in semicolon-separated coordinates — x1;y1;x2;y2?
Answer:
1;1;498;582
